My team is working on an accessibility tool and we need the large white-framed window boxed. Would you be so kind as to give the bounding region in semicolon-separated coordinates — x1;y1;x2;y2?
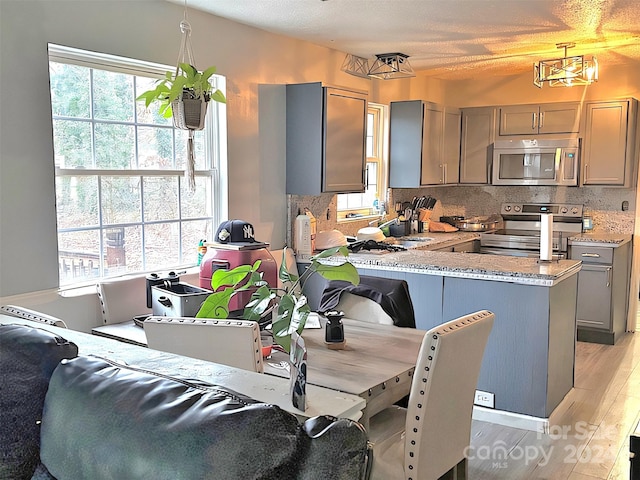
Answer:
48;44;226;287
337;103;387;220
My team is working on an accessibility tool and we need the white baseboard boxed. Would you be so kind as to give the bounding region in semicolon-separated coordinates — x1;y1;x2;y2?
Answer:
472;406;550;433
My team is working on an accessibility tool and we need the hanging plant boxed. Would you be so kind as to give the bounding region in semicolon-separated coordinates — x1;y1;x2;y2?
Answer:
136;62;226;128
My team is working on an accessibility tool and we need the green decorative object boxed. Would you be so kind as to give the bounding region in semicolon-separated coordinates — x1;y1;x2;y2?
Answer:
136;62;226;124
196;246;359;353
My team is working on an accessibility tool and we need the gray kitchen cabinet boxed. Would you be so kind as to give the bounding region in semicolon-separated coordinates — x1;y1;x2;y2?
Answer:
459;107;496;184
581;99;637;186
571;242;631;344
389;100;461;187
339;262;579;419
286;82;367;194
498;102;580;136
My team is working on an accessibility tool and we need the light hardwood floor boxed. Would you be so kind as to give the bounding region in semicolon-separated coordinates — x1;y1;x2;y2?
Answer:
467;305;640;479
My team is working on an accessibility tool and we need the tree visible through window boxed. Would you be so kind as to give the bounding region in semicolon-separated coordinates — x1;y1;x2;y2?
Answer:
337;103;386;218
48;45;225;287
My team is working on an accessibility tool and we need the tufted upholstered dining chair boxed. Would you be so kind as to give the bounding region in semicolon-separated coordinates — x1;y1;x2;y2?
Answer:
334;292;394;325
0;304;68;328
144;316;264;373
96;276;151;325
368;310;494;480
319;276;416;328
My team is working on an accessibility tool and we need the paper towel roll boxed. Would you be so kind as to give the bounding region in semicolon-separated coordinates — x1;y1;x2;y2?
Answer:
540;214;553;261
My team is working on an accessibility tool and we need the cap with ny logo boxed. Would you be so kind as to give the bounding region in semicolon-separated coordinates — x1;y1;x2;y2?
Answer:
215;220;258;244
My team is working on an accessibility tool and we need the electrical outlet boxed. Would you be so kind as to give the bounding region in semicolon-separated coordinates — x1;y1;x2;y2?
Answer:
474;390;495;408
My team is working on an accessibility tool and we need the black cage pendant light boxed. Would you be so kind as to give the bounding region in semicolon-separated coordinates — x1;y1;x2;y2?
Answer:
367;53;416;80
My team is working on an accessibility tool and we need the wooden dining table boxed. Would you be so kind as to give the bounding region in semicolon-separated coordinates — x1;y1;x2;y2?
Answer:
265;317;426;427
91;314;427;427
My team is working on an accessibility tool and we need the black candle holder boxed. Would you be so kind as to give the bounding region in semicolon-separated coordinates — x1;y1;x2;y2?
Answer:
324;310;345;344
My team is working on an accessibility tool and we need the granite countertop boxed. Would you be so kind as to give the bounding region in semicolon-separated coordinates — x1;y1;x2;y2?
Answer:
403;231;480;250
339;241;581;286
568;233;632;247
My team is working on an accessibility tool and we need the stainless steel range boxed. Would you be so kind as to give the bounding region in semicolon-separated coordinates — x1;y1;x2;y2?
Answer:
480;203;583;259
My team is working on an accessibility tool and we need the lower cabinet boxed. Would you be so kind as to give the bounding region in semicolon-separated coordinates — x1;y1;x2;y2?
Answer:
571;242;631;344
344;265;578;418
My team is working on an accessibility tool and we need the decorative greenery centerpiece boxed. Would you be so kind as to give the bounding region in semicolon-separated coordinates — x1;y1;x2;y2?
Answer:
196;246;359;352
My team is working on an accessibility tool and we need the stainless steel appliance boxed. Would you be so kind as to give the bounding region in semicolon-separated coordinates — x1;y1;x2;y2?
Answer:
151;283;211;317
480;203;583;259
492;138;580;186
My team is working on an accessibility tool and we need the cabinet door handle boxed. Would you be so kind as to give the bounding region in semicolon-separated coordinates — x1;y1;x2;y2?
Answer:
581;253;601;258
532;113;537;130
539;111;544;129
442;163;447;184
606;266;611;287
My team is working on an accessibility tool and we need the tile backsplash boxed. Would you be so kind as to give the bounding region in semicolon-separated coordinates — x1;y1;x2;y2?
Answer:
289;185;636;244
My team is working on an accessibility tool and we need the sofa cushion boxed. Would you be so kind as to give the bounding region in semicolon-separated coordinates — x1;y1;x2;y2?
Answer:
296;416;371;480
40;356;301;480
0;323;78;480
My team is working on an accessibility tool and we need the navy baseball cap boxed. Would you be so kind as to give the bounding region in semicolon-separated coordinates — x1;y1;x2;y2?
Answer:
215;220;258;244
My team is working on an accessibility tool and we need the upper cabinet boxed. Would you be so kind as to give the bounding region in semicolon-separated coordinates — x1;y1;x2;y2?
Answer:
286;82;367;195
498;102;581;136
581;99;638;187
389;100;461;187
459;107;496;184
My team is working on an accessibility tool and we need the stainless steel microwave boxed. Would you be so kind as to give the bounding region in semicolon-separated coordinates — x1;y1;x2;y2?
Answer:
492;138;579;186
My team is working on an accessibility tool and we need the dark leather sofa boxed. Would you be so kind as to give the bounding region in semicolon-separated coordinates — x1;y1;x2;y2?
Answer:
0;323;371;480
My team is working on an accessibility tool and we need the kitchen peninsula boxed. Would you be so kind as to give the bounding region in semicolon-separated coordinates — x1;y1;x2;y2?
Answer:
310;239;582;431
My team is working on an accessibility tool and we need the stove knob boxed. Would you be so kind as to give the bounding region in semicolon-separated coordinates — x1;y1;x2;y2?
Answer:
503;205;512;212
514;205;521;212
571;207;579;215
560;207;568;214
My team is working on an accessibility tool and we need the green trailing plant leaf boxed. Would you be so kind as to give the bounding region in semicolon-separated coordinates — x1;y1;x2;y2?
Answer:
136;63;226;120
243;285;276;321
195;246;358;352
196;286;233;318
211;263;259;290
312;261;360;284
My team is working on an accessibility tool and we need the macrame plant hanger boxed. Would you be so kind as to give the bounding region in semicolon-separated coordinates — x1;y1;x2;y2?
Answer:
175;2;199;191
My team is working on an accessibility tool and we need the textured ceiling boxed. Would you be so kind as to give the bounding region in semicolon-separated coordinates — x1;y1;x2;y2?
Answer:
168;0;640;79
